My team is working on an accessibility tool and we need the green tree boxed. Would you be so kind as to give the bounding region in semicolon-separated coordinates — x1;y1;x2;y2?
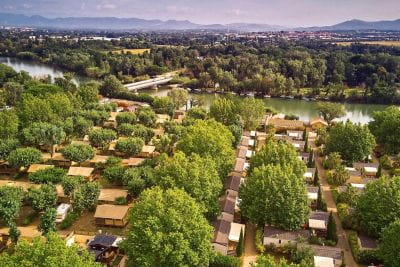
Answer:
8;147;42;168
73;182;100;213
316;186;326;211
240;164;309;230
117;123;135;136
0;138;20;160
115;137;144;156
61;176;84;197
116;112;136;125
99;75;124;97
251;254;302;267
27;184;57;212
326;211;338;243
356;176;400;237
209;97;238;125
22;122;66;155
316;102;345;124
0;232;101;267
137;107;157;127
132;124;155;144
88;128;117;148
122;187;213;267
39;208;57;235
249;139;306;178
324;152;342;170
176;119;234;178
328;165;350;186
0;110;19;139
2;81;23;106
239;97;265;130
326;122;375;163
102;166;126;184
313;168;319;186
369;106;400;154
155;152;222;219
61;144;95;164
0;186;24;227
167;88;189;110
378;219;400;267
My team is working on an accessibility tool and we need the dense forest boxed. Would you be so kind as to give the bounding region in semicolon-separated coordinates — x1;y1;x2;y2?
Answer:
0;32;399;104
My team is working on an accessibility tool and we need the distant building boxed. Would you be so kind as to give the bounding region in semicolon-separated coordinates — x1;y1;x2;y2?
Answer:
263;226;310;247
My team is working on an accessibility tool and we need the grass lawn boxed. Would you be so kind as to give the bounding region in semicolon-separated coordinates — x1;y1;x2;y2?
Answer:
335;41;400;47
111;48;151;55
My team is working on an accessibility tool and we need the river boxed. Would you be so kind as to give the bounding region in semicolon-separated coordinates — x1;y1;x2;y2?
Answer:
1;57;387;124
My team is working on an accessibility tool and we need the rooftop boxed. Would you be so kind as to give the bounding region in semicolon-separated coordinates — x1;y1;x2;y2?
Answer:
94;204;129;220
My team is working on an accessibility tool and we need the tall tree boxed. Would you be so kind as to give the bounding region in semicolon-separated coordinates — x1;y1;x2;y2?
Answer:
22;122;66;155
239;97;265;130
167;88;189;110
0;110;19;139
326;122;375;163
378;219;400;267
326;212;338;243
122;187;213;267
316;102;345;125
39;208;57;235
61;144;95;164
240;164;309;230
0;232;101;267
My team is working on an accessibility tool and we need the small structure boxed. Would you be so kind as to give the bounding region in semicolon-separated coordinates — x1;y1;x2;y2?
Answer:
87;234;119;263
245;150;254;159
51;153;70;167
89;155;109;165
228;223;245;243
307;245;343;267
56;184;70;203
240;136;250;147
219;195;236;216
298;152;310;164
345;167;362;183
233;158;246;173
353;163;379;177
287;140;305;151
212;219;231;255
71;140;90;146
236;146;248;159
263;226;310;247
287;130;304;140
0;179;39;192
67;167;95;181
358;234;378;251
224;173;242;197
267;118;305;131
307;186;319;201
94;204;130;227
310;118;328;130
156;114;170;124
122;157;145;167
139;145;155;158
27;164;54;173
98;189;129;205
55;203;72;223
304;168;316;183
309;211;329;234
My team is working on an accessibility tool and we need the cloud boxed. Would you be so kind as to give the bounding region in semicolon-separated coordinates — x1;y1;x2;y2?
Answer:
96;3;116;11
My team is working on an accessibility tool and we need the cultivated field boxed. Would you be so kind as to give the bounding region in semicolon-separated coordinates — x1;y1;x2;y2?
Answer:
336;41;400;47
112;48;151;55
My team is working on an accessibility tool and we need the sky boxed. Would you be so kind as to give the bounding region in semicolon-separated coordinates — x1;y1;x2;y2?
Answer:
1;0;399;27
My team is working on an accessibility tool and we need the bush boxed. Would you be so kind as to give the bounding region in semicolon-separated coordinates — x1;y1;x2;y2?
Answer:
255;227;265;253
209;253;240;267
114;91;154;104
379;155;392;170
116;112;136;125
117;123;135;136
137;108;156;127
61;144;95;164
7;147;42;168
103;166;126;184
115;137;144;156
114;196;127;205
0;138;20;160
89;128;117;148
59;211;79;229
29;167;67;184
127;178;146;197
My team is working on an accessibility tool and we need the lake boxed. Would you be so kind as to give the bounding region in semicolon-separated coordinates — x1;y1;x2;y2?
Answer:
1;57;388;124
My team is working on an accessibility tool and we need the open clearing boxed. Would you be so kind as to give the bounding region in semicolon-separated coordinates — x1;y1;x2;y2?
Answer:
335;41;400;47
112;48;151;55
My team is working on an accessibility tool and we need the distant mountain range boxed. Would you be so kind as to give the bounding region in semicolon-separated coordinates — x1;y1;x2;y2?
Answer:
0;13;399;32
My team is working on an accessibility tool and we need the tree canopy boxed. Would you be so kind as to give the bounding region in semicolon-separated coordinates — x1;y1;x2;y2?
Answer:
316;102;345;124
7;147;42;168
61;144;95;164
0;232;101;267
326;122;375;163
378;219;400;267
122;187;213;267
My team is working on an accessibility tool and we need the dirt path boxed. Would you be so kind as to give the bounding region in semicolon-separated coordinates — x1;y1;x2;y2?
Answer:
242;222;258;267
313;145;359;267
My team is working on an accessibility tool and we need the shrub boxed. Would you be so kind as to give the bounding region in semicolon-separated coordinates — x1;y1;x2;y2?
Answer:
132;125;155;144
114;196;127;205
89;128;117;148
61;144;95;164
115;137;144;156
379;155;392;170
29;167;67;184
117;123;135;136
137;108;156;127
116;112;136;125
8;147;42;168
255;227;265;253
102;166;126;184
127;178;146;197
0;138;20;160
209;253;240;267
59;211;79;229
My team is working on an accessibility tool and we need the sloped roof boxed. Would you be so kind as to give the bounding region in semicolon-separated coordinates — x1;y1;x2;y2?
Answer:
212;219;231;245
264;226;310;241
224;175;241;192
310;211;329;222
67;167;94;177
236;146;248;159
27;164;54;173
122;157;145;166
94;204;129;220
219;195;236;215
268;118;304;129
98;189;128;202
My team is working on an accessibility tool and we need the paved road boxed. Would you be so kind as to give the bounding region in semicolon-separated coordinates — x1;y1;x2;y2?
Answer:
242;222;258;267
312;143;359;267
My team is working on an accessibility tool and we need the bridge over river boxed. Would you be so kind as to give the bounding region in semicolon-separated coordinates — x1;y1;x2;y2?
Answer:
124;76;173;91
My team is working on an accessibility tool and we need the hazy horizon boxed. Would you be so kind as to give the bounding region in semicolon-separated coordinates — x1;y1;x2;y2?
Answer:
1;0;399;27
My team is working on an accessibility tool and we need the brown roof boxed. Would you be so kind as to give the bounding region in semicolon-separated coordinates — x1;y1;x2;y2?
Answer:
307;186;319;194
141;145;155;153
224;175;241;192
98;189;128;202
234;158;246;173
219;195;236;215
67;167;94;177
89;155;109;164
212;219;231;245
263;226;310;241
310;211;329;222
307;245;342;260
353;162;378;170
122;158;145;166
241;136;250;147
236;146;247;159
0;180;39;191
268;118;304;129
310;118;328;127
27;164;54;173
51;153;68;162
94;204;129;220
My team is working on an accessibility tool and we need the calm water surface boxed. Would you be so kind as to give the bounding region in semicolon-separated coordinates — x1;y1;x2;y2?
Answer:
1;57;387;124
